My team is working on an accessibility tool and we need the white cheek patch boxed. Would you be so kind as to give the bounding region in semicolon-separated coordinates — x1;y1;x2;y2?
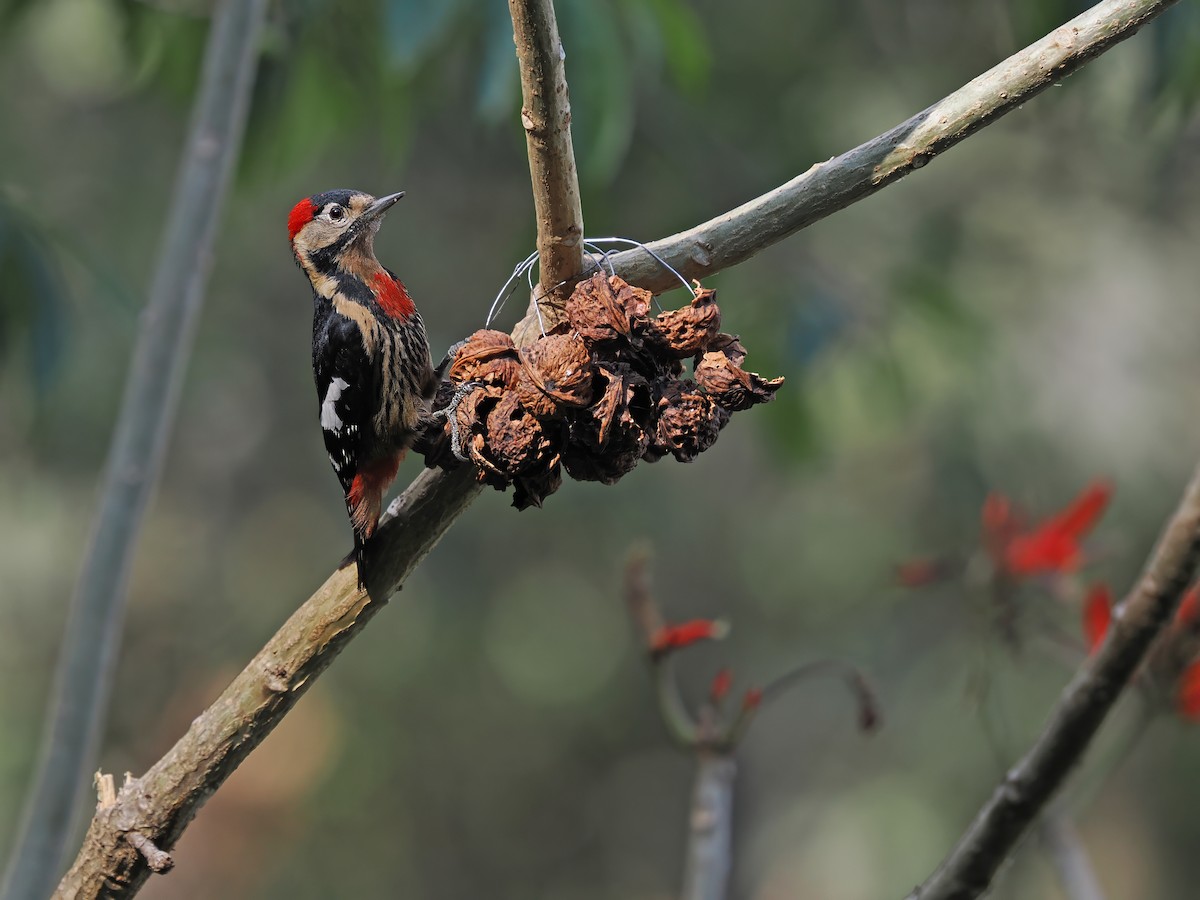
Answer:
321;377;350;431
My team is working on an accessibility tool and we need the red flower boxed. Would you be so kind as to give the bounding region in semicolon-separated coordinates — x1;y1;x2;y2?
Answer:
741;687;764;711
709;668;733;704
1177;663;1200;720
1176;585;1200;632
984;481;1111;578
894;557;950;588
981;493;1023;560
650;619;729;655
1082;583;1112;654
1077;580;1200;722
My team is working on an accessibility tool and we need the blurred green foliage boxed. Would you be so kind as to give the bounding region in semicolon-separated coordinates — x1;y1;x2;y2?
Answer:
3;0;1200;898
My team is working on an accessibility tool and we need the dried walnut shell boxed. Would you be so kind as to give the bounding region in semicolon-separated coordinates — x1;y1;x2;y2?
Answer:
562;366;652;484
646;378;730;464
449;329;521;390
641;287;722;358
694;350;785;412
517;332;595;408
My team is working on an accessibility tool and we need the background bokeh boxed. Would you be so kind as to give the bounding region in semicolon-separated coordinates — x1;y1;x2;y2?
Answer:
4;0;1200;897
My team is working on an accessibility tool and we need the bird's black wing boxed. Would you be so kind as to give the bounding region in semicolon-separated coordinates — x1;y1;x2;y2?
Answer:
312;311;379;496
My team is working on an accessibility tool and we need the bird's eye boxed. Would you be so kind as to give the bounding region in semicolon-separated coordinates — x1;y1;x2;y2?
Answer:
327;205;345;222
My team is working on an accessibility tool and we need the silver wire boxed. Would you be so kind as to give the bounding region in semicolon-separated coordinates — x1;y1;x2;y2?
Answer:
585;237;693;295
486;236;693;330
485;249;540;328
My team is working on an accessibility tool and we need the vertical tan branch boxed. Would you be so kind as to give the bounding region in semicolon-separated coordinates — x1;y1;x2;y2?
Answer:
508;0;585;341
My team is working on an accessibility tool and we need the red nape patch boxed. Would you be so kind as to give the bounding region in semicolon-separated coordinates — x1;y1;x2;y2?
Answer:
372;271;416;320
287;198;316;241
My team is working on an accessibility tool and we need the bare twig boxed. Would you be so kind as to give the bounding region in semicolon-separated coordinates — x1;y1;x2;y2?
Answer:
508;0;585;342
623;551;734;900
623;552;701;746
1;2;268;898
1040;810;1105;900
123;835;172;876
909;463;1200;900
606;0;1181;295
49;0;1174;891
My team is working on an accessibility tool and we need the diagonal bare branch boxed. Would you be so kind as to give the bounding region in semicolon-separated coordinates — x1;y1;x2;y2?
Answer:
909;462;1200;900
608;0;1181;294
53;466;480;899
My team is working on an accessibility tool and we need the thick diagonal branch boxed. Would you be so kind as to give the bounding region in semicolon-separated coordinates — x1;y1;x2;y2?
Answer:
2;2;268;898
53;467;481;899
909;463;1200;900
608;0;1180;294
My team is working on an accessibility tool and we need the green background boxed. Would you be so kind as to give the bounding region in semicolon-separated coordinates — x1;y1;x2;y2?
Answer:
3;0;1200;896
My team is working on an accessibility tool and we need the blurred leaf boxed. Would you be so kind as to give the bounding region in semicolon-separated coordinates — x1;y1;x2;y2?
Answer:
1147;5;1200;113
385;0;463;71
559;0;635;184
1009;0;1094;45
644;0;711;94
119;1;208;103
242;11;380;177
788;286;853;368
0;0;40;33
25;0;134;101
0;200;69;392
475;0;519;124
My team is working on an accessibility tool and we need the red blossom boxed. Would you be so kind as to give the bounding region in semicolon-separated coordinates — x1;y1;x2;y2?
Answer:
986;481;1111;577
981;493;1022;559
1177;663;1200;721
650;619;729;655
894;557;950;588
1082;583;1112;654
709;668;733;704
741;687;764;711
1176;585;1200;632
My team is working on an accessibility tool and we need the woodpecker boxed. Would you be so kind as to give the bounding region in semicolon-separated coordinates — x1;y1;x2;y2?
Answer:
289;189;436;589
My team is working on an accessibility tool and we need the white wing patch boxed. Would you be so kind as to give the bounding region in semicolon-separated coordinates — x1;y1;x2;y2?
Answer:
321;377;350;431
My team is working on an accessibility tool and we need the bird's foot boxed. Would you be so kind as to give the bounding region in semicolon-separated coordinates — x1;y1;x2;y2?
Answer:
432;380;483;461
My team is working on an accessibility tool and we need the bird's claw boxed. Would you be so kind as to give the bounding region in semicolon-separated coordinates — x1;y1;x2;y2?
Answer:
433;379;483;462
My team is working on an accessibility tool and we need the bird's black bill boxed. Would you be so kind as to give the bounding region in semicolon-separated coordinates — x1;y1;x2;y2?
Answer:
362;191;405;222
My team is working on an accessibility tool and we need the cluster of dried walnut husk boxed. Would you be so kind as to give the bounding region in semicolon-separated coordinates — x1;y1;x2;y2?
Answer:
418;272;784;509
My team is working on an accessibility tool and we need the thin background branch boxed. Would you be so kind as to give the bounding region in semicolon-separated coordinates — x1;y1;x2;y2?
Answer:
624;551;736;900
683;754;737;900
1040;810;1106;900
1;1;268;897
46;0;1182;894
909;462;1200;900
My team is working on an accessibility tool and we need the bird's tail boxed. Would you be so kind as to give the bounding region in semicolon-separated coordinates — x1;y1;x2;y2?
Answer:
337;532;371;590
340;454;403;591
